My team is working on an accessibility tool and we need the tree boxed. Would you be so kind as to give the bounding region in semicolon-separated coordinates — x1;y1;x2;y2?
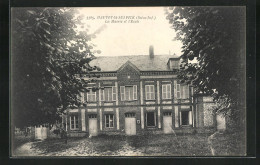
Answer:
11;8;101;128
166;7;246;127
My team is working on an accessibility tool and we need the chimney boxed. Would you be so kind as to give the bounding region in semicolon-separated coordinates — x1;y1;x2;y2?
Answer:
149;45;154;58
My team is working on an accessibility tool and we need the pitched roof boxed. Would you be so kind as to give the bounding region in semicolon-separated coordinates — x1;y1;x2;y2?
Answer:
89;55;179;72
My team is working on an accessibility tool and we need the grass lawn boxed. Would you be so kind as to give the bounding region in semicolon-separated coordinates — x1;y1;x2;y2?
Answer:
14;132;245;156
126;133;212;156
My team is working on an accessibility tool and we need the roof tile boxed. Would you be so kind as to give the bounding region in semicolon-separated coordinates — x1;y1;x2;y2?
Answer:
89;55;179;71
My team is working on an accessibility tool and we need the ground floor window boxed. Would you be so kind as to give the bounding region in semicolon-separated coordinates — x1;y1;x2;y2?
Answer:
70;115;79;130
163;112;172;116
125;113;135;118
89;114;97;118
180;110;192;126
146;112;156;127
105;114;114;128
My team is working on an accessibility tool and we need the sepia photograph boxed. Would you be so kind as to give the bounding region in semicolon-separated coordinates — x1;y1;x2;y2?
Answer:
10;6;246;157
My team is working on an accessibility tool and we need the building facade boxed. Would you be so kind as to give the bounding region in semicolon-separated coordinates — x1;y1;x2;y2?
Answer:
62;47;218;136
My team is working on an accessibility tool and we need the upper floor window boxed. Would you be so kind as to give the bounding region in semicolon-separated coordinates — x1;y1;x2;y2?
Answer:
101;86;116;101
171;60;179;69
87;89;96;102
145;85;155;100
162;84;171;99
70;115;79;130
176;84;190;99
120;85;137;101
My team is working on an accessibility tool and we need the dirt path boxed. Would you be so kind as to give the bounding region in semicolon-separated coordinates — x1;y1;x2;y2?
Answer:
208;131;222;156
208;133;216;156
12;142;44;157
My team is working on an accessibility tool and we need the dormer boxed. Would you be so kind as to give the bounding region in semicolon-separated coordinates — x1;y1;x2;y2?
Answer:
167;57;181;70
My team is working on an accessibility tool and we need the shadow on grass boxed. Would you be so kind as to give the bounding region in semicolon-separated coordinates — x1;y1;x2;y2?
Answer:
32;137;85;153
127;133;212;156
90;134;126;153
12;135;34;151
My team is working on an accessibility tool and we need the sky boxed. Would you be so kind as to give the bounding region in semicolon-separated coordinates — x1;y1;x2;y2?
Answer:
77;7;183;57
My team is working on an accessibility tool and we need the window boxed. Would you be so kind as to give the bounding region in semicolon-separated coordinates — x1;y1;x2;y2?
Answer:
163;112;172;116
87;89;96;102
171;60;179;69
180;110;192;126
89;114;97;118
176;84;190;99
162;84;171;99
120;85;137;101
125;113;135;118
146;112;156;127
70;115;79;130
101;87;117;101
145;85;155;100
105;114;114;128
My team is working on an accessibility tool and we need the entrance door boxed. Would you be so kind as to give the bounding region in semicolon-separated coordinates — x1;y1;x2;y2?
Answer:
125;113;136;135
89;114;98;136
163;112;173;134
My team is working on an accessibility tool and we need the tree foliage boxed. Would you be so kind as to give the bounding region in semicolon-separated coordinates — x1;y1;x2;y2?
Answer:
166;7;246;119
11;8;101;127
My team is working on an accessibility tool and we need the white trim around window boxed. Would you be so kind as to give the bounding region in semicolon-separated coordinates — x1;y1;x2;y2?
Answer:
145;85;155;100
180;110;192;126
120;85;137;101
101;86;117;102
70;115;79;130
87;88;96;102
105;114;114;128
162;84;171;99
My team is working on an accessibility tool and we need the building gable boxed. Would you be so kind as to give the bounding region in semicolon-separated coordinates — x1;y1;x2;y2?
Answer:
117;61;140;84
117;61;140;74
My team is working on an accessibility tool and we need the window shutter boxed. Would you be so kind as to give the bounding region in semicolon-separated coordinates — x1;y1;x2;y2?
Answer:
93;91;96;101
162;85;166;99
120;86;125;101
86;90;89;102
145;85;149;100
80;92;84;103
70;116;72;129
181;85;185;99
151;85;155;100
101;89;104;101
174;80;177;99
179;111;182;125
133;85;137;100
167;84;171;99
187;85;190;99
177;84;181;99
112;86;117;101
104;88;109;101
87;88;90;102
182;85;189;99
188;111;192;125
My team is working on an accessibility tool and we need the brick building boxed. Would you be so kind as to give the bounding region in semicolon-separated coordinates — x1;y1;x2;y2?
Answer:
62;46;219;137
